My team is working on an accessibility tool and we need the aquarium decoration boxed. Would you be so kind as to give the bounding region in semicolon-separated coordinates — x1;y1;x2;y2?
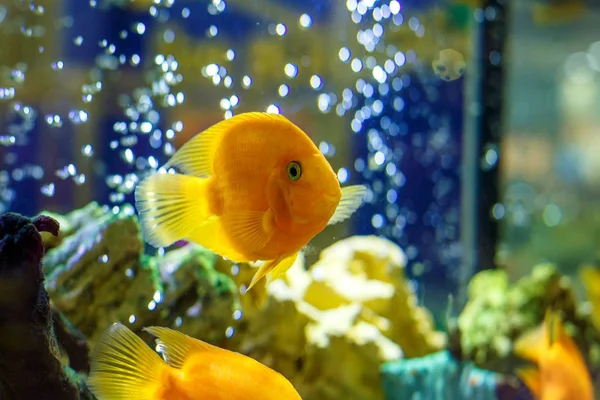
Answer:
0;211;94;399
38;203;445;399
1;0;599;398
0;202;554;399
381;350;501;400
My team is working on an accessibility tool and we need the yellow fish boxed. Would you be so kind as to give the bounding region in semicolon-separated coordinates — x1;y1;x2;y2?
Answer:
87;323;302;400
135;112;366;291
432;48;466;81
513;310;594;400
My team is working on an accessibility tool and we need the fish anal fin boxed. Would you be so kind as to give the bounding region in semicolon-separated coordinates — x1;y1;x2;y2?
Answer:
328;185;367;226
516;367;542;399
143;326;221;369
87;323;166;400
221;210;273;254
185;216;250;263
134;172;210;248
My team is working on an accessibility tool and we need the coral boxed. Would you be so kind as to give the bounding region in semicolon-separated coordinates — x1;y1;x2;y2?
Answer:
300;235;446;358
457;263;600;373
218;235;446;400
42;203;447;400
42;202;240;351
217;254;401;400
0;212;94;400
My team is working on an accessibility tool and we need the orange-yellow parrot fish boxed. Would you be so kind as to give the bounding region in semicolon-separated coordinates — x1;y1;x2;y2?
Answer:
134;112;367;291
513;310;594;400
87;323;302;400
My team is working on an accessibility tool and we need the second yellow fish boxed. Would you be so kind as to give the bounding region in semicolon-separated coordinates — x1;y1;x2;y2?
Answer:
87;323;302;400
135;112;367;290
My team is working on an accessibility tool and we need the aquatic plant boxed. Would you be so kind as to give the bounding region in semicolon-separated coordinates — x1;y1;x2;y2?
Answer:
456;263;600;373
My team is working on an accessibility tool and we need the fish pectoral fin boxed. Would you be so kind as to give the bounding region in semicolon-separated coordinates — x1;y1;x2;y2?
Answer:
135;172;210;248
245;252;298;292
515;366;542;399
221;210;273;254
185;216;249;263
87;323;166;400
143;326;222;369
327;185;368;226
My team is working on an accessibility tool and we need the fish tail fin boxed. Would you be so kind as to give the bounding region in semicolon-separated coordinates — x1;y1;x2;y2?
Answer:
134;172;211;248
87;323;168;400
515;367;542;399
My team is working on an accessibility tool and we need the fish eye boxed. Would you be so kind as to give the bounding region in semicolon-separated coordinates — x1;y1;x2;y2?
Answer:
286;161;302;181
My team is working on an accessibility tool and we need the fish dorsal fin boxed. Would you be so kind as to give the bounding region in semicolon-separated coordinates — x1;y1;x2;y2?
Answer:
516;367;542;398
546;310;585;361
328;185;368;226
143;326;222;369
221;210;274;255
546;310;559;347
163;112;288;177
514;322;546;363
163;122;223;178
87;323;165;400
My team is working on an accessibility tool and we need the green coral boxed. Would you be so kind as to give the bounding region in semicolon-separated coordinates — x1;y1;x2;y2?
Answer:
42;202;240;351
